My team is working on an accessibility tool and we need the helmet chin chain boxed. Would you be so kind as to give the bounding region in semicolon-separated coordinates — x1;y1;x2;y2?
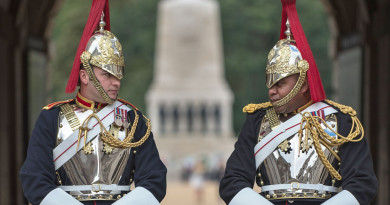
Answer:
266;19;309;110
76;12;124;105
271;70;307;108
81;51;115;105
266;71;307;129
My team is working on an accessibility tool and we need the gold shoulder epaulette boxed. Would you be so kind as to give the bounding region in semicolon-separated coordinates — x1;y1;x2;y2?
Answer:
43;99;74;110
243;102;272;113
325;99;357;117
118;98;139;111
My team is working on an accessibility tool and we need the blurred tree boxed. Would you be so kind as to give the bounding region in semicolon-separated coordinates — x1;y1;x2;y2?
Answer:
50;0;330;135
50;0;90;101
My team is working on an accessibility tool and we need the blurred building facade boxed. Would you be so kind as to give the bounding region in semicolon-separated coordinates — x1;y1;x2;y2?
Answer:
1;0;389;204
146;0;235;181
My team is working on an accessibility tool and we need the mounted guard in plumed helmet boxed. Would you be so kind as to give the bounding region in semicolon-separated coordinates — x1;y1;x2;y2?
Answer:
222;1;373;204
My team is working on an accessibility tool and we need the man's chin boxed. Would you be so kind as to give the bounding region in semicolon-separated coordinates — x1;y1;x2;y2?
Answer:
108;94;118;101
108;96;117;101
274;106;287;114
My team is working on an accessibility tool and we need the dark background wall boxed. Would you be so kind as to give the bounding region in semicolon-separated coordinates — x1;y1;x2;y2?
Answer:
0;0;62;204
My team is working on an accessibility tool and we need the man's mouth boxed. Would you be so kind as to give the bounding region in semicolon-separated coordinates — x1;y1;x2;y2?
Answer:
270;99;280;103
108;90;118;94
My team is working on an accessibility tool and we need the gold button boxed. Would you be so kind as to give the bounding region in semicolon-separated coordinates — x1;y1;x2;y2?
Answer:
133;150;137;154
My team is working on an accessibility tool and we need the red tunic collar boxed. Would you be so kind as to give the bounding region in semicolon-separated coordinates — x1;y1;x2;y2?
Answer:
75;92;107;110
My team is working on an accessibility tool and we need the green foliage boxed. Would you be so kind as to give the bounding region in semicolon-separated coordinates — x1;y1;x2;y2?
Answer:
50;0;331;134
50;0;91;101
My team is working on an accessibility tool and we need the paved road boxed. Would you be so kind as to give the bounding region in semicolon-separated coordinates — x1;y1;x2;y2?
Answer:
161;181;224;205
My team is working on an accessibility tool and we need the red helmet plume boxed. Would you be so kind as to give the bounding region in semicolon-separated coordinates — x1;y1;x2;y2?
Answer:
279;0;326;102
65;0;111;93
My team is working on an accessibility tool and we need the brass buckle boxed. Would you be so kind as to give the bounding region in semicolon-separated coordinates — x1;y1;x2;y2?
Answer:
91;184;102;192
290;182;300;191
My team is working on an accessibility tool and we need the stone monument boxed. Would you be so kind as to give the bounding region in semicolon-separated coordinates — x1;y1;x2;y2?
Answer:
146;0;235;180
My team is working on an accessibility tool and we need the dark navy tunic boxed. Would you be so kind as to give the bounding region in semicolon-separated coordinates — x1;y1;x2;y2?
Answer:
219;102;377;205
20;104;167;205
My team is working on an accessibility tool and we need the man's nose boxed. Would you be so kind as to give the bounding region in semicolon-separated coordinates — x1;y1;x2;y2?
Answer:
112;77;120;86
268;86;277;96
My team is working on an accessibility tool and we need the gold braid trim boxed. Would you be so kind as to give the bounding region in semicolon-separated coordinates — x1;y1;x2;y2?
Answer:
59;104;80;131
243;102;272;113
325;99;357;116
77;110;151;151
298;100;364;180
43;99;74;110
101;112;151;149
266;107;280;129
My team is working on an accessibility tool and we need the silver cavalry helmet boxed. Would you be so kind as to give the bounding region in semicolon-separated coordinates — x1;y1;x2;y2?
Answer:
79;16;125;104
265;20;309;108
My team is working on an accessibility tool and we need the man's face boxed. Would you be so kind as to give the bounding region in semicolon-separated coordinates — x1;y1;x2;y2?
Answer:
81;66;121;103
268;74;308;114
